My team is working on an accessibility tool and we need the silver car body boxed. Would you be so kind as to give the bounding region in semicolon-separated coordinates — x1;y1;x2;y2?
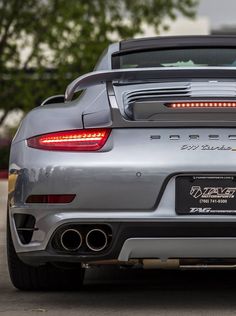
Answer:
9;36;236;268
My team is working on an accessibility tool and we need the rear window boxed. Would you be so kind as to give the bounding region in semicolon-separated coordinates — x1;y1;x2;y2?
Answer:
112;48;236;69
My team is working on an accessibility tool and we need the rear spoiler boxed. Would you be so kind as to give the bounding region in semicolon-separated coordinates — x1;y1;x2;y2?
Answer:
65;67;236;102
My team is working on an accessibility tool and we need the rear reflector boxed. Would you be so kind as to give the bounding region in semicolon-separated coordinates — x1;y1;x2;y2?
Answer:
27;128;111;151
26;194;75;203
167;102;236;108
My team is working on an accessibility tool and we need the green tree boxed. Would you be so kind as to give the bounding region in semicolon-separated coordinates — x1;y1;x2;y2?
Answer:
0;0;198;128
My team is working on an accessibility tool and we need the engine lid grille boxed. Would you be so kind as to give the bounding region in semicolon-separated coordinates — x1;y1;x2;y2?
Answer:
123;80;236;119
124;80;236;106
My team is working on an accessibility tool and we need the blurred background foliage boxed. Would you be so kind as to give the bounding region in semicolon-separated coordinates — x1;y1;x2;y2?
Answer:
0;0;198;169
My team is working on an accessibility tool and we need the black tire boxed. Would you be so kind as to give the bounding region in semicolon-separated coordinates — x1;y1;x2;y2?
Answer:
7;214;85;291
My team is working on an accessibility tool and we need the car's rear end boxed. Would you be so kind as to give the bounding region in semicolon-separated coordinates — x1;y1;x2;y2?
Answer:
8;36;236;290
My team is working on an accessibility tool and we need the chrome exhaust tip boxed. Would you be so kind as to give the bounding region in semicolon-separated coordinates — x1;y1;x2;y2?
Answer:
60;228;82;252
86;229;108;252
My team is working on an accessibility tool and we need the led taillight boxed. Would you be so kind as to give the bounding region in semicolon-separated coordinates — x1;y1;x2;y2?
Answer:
27;128;111;151
26;194;75;203
167;102;236;108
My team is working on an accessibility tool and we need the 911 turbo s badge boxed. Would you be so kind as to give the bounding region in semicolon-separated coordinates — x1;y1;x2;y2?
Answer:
190;186;236;199
181;144;232;151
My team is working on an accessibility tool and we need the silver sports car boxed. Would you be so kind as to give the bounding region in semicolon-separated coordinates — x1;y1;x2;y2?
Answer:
8;35;236;290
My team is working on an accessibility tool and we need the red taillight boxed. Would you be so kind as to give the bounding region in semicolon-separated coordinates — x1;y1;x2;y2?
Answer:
167;102;236;108
26;194;75;203
27;128;111;151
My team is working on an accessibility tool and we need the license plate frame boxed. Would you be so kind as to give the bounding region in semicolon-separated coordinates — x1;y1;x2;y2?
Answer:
175;175;236;215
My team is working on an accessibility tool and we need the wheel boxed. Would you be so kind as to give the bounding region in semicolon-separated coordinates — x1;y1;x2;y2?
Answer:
7;213;85;291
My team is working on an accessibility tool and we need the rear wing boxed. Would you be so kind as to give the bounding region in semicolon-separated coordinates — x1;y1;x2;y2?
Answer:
65;67;236;102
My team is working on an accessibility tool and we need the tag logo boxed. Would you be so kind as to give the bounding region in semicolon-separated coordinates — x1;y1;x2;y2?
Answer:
190;207;212;213
189;207;236;214
190;186;202;198
190;186;236;199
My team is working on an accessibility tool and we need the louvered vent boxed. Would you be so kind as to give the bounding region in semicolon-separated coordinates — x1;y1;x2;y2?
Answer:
122;80;236;120
124;80;236;109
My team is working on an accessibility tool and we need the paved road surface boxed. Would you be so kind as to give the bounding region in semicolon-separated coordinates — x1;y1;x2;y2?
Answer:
1;180;236;315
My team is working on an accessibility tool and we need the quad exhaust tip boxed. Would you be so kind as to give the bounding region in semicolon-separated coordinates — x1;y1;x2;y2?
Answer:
60;228;82;252
86;229;108;252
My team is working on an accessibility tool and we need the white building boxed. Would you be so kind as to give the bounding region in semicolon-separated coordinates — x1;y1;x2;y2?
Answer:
141;16;210;38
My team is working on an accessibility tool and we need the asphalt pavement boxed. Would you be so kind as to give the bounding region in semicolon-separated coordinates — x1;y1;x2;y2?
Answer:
1;179;236;315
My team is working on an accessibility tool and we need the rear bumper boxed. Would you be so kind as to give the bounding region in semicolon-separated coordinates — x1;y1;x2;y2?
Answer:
10;174;236;265
16;221;236;266
118;237;236;261
10;173;236;255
